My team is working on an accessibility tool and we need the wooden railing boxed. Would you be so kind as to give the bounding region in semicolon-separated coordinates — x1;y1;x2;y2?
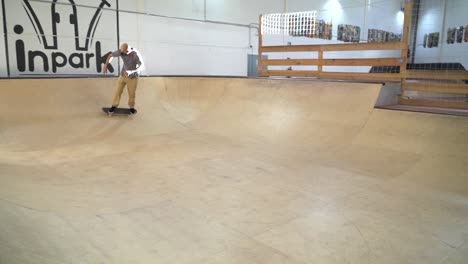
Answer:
257;1;468;110
257;2;412;83
258;42;406;82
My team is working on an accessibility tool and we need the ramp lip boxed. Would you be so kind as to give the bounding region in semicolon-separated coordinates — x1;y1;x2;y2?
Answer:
0;75;386;85
376;105;468;117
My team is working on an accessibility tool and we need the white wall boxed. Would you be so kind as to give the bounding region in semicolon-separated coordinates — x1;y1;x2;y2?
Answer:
206;0;284;24
443;0;468;67
119;0;205;20
366;0;405;37
119;11;251;76
274;0;404;43
414;0;468;68
414;0;446;64
117;0;282;76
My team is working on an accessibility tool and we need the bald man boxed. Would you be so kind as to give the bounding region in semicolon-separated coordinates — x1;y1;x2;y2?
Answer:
103;43;145;114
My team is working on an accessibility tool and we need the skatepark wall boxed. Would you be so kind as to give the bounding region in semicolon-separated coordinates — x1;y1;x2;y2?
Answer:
263;0;404;73
413;0;468;69
1;0;451;78
2;1;465;78
0;0;283;78
118;14;251;76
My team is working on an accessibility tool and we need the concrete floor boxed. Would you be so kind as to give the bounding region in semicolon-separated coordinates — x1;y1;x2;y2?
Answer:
0;77;467;264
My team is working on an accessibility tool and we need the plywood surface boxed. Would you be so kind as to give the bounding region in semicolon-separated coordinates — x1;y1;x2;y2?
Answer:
0;77;467;264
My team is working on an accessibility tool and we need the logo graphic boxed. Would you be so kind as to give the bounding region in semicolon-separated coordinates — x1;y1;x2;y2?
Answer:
14;0;115;74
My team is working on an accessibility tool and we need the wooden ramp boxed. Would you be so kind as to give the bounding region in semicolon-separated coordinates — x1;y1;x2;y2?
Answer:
0;77;467;264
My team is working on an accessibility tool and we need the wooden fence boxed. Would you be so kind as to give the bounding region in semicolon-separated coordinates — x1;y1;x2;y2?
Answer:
257;1;468;109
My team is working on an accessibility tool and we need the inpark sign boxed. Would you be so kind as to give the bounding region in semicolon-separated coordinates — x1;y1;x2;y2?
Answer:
5;0;118;76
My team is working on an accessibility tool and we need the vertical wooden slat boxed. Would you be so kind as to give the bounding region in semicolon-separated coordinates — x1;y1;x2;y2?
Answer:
318;49;323;78
400;0;412;99
258;15;264;76
403;1;412;44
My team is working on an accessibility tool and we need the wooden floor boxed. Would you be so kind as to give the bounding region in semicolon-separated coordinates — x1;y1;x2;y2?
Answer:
0;77;467;264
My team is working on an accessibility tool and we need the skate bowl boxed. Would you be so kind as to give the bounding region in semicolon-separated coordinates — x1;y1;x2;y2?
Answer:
1;77;467;263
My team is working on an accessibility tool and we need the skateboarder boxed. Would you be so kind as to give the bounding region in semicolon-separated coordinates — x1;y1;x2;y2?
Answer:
102;43;145;114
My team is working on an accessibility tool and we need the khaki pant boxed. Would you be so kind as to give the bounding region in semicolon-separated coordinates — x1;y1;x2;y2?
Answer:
112;76;138;108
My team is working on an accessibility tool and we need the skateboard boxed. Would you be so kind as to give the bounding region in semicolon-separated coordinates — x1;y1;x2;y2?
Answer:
465;25;468;43
447;27;455;44
456;26;463;43
428;33;433;48
432;32;440;47
102;107;137;116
